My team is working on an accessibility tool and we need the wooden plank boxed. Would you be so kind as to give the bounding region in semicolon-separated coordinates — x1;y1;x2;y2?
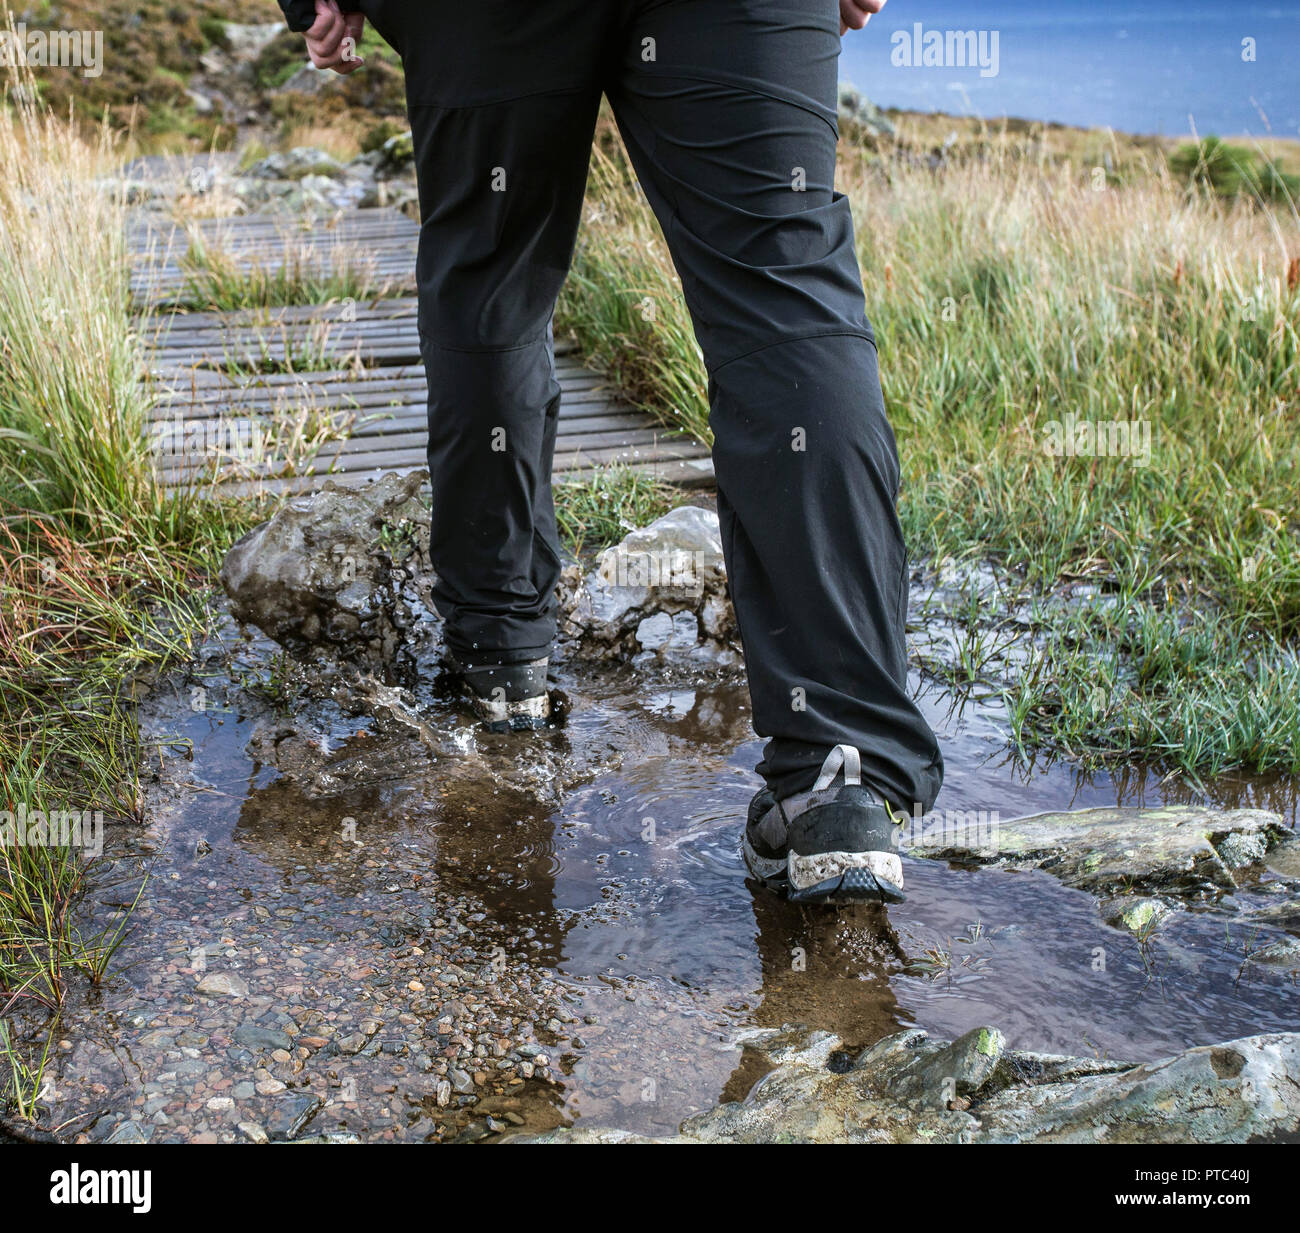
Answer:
153;429;705;483
175;450;715;501
200;453;715;501
129;204;712;496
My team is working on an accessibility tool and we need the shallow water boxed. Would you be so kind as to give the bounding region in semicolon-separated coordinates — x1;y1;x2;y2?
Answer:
30;611;1300;1143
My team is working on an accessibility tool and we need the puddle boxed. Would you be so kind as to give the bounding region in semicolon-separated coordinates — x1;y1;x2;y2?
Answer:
24;605;1300;1143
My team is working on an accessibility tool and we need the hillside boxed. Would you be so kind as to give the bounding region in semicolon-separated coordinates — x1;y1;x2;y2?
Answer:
16;3;1300;178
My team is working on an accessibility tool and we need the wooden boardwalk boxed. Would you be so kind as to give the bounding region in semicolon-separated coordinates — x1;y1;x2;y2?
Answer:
132;208;714;496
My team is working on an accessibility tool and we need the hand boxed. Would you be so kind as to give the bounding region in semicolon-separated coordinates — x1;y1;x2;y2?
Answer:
304;0;366;74
840;0;887;36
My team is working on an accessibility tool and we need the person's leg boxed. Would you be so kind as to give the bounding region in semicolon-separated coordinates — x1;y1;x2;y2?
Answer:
605;0;943;819
356;1;612;671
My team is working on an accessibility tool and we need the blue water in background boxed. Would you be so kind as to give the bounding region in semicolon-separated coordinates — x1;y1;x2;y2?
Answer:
838;1;1299;137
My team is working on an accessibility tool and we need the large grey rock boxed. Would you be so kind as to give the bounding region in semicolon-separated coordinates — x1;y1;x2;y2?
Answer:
219;470;430;666
908;805;1287;902
560;506;740;667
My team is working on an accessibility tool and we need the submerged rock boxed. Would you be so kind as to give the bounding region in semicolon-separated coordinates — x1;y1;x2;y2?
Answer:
1098;896;1172;936
220;471;431;669
527;1023;1300;1143
560;506;740;667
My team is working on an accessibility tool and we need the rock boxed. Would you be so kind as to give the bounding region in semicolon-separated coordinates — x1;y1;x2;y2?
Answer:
909;805;1286;903
195;972;249;999
265;1093;323;1141
1265;840;1300;879
836;84;895;140
198;49;228;76
275;62;333;95
732;1024;839;1068
238;1121;269;1144
221;21;286;63
882;1026;1007;1103
220;470;430;666
1244;937;1300;971
1216;830;1268;869
560;506;740;666
104;1119;150;1144
234;1025;293;1053
1099;896;1172;935
628;1024;1300;1144
378;130;414;173
248;146;344;181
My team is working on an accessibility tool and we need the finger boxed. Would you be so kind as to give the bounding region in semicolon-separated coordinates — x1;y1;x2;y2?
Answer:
839;0;870;32
306;8;343;41
308;41;351;69
306;17;346;58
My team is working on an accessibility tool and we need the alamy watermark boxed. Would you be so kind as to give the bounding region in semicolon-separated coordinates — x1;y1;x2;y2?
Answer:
1042;413;1152;467
890;23;1000;78
0;804;103;857
601;547;707;600
151;412;267;460
50;1165;151;1214
0;23;103;78
897;803;1000;853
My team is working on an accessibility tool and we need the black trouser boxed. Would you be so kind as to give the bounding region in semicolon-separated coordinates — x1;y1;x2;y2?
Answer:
354;0;943;812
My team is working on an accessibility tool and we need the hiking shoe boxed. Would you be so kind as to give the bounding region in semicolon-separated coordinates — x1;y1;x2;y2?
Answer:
741;744;904;904
450;656;551;732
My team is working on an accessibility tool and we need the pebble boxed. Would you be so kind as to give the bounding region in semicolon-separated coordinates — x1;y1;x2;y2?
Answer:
195;973;249;998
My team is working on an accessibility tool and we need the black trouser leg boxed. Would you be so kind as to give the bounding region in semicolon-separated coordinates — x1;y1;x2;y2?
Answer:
607;0;943;810
358;1;611;665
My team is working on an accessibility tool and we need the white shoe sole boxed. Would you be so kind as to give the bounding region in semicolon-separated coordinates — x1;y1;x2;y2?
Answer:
786;849;905;904
788;849;903;892
472;691;551;731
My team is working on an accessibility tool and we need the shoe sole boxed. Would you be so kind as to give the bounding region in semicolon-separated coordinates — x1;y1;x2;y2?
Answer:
741;833;788;887
742;838;904;905
787;849;905;905
471;691;551;733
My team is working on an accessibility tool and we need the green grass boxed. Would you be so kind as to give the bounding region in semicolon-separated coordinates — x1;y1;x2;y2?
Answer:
559;117;1300;775
1004;600;1300;777
177;233;396;310
0;66;261;1121
554;464;675;554
557;141;711;445
1169;136;1300;203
